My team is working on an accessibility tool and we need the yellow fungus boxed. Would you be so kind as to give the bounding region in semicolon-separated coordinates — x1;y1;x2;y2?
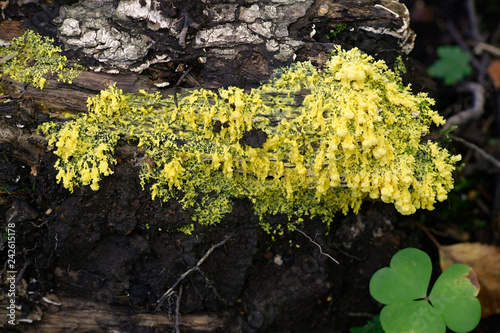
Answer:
40;47;461;233
0;30;82;89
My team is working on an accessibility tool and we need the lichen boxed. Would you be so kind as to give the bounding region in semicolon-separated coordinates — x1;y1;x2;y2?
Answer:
40;47;461;232
0;30;82;89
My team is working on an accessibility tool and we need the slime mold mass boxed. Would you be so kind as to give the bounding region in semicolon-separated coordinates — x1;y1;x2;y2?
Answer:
40;47;461;233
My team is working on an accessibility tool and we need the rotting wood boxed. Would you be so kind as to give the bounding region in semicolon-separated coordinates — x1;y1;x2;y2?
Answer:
50;0;414;85
71;70;139;94
20;71;140;113
0;297;228;332
0;2;420;331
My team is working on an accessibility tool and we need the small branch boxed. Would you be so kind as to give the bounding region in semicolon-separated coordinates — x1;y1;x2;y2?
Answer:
446;21;482;71
411;221;441;249
0;52;18;64
474;42;500;57
450;134;500;169
331;243;363;261
198;269;227;305
465;0;482;43
174;67;193;108
443;82;485;130
15;259;31;286
294;228;339;264
155;233;233;311
174;285;183;333
31;220;49;228
178;13;200;48
195;233;233;267
412;221;462;265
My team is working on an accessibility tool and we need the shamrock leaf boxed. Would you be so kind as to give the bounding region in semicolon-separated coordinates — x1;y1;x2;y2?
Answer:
429;264;482;332
369;248;481;333
428;46;472;85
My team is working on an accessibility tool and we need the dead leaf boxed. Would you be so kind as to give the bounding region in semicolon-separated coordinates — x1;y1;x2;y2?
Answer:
0;19;22;40
439;242;500;318
487;59;500;90
0;1;8;11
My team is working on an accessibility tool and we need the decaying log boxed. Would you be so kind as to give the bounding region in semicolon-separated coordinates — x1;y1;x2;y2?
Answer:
0;70;141;167
0;121;45;167
19;71;140;113
0;297;228;332
1;0;416;112
0;1;420;332
32;0;414;86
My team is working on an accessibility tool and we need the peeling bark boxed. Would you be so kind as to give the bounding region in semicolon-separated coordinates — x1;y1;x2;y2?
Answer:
49;0;414;86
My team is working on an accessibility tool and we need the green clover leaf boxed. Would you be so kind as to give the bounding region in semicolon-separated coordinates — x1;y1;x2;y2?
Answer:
428;46;472;85
369;248;481;333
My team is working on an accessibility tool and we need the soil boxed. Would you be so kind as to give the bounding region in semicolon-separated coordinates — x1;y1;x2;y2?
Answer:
1;0;500;332
2;140;415;332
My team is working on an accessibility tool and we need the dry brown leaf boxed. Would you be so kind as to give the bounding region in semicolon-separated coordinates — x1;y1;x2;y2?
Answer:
487;59;500;90
0;1;8;11
439;242;500;318
0;19;22;40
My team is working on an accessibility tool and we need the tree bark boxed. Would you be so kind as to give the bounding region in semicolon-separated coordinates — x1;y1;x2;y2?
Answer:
19;0;415;87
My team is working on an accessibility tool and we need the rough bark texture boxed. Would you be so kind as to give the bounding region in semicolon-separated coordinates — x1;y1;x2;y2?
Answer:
0;0;424;332
15;0;415;88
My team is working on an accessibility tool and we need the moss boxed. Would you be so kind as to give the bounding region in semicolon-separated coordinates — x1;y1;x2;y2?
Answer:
325;23;348;39
40;47;460;232
0;30;82;89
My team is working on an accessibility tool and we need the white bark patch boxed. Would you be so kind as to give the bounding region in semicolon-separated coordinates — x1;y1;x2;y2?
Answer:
194;24;263;48
358;0;415;54
60;19;81;37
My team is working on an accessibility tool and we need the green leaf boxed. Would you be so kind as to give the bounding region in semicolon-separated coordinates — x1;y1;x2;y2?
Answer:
428;46;472;85
380;300;445;333
429;264;481;333
369;248;481;333
369;248;431;304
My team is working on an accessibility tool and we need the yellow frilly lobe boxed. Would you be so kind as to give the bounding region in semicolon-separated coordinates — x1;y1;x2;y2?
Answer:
40;47;461;232
0;30;82;89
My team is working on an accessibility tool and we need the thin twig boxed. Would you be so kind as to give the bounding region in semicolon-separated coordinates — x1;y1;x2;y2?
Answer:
450;134;500;169
445;21;482;71
155;233;233;311
0;52;18;64
294;228;339;264
198;269;227;305
15;259;30;286
474;42;500;57
465;0;482;43
174;285;183;333
30;220;49;228
412;221;462;265
443;82;485;130
331;243;364;261
174;67;193;108
463;0;489;85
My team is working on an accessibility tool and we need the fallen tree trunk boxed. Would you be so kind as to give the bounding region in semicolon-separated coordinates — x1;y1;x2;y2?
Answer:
0;297;228;332
0;1;428;332
10;70;140;113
